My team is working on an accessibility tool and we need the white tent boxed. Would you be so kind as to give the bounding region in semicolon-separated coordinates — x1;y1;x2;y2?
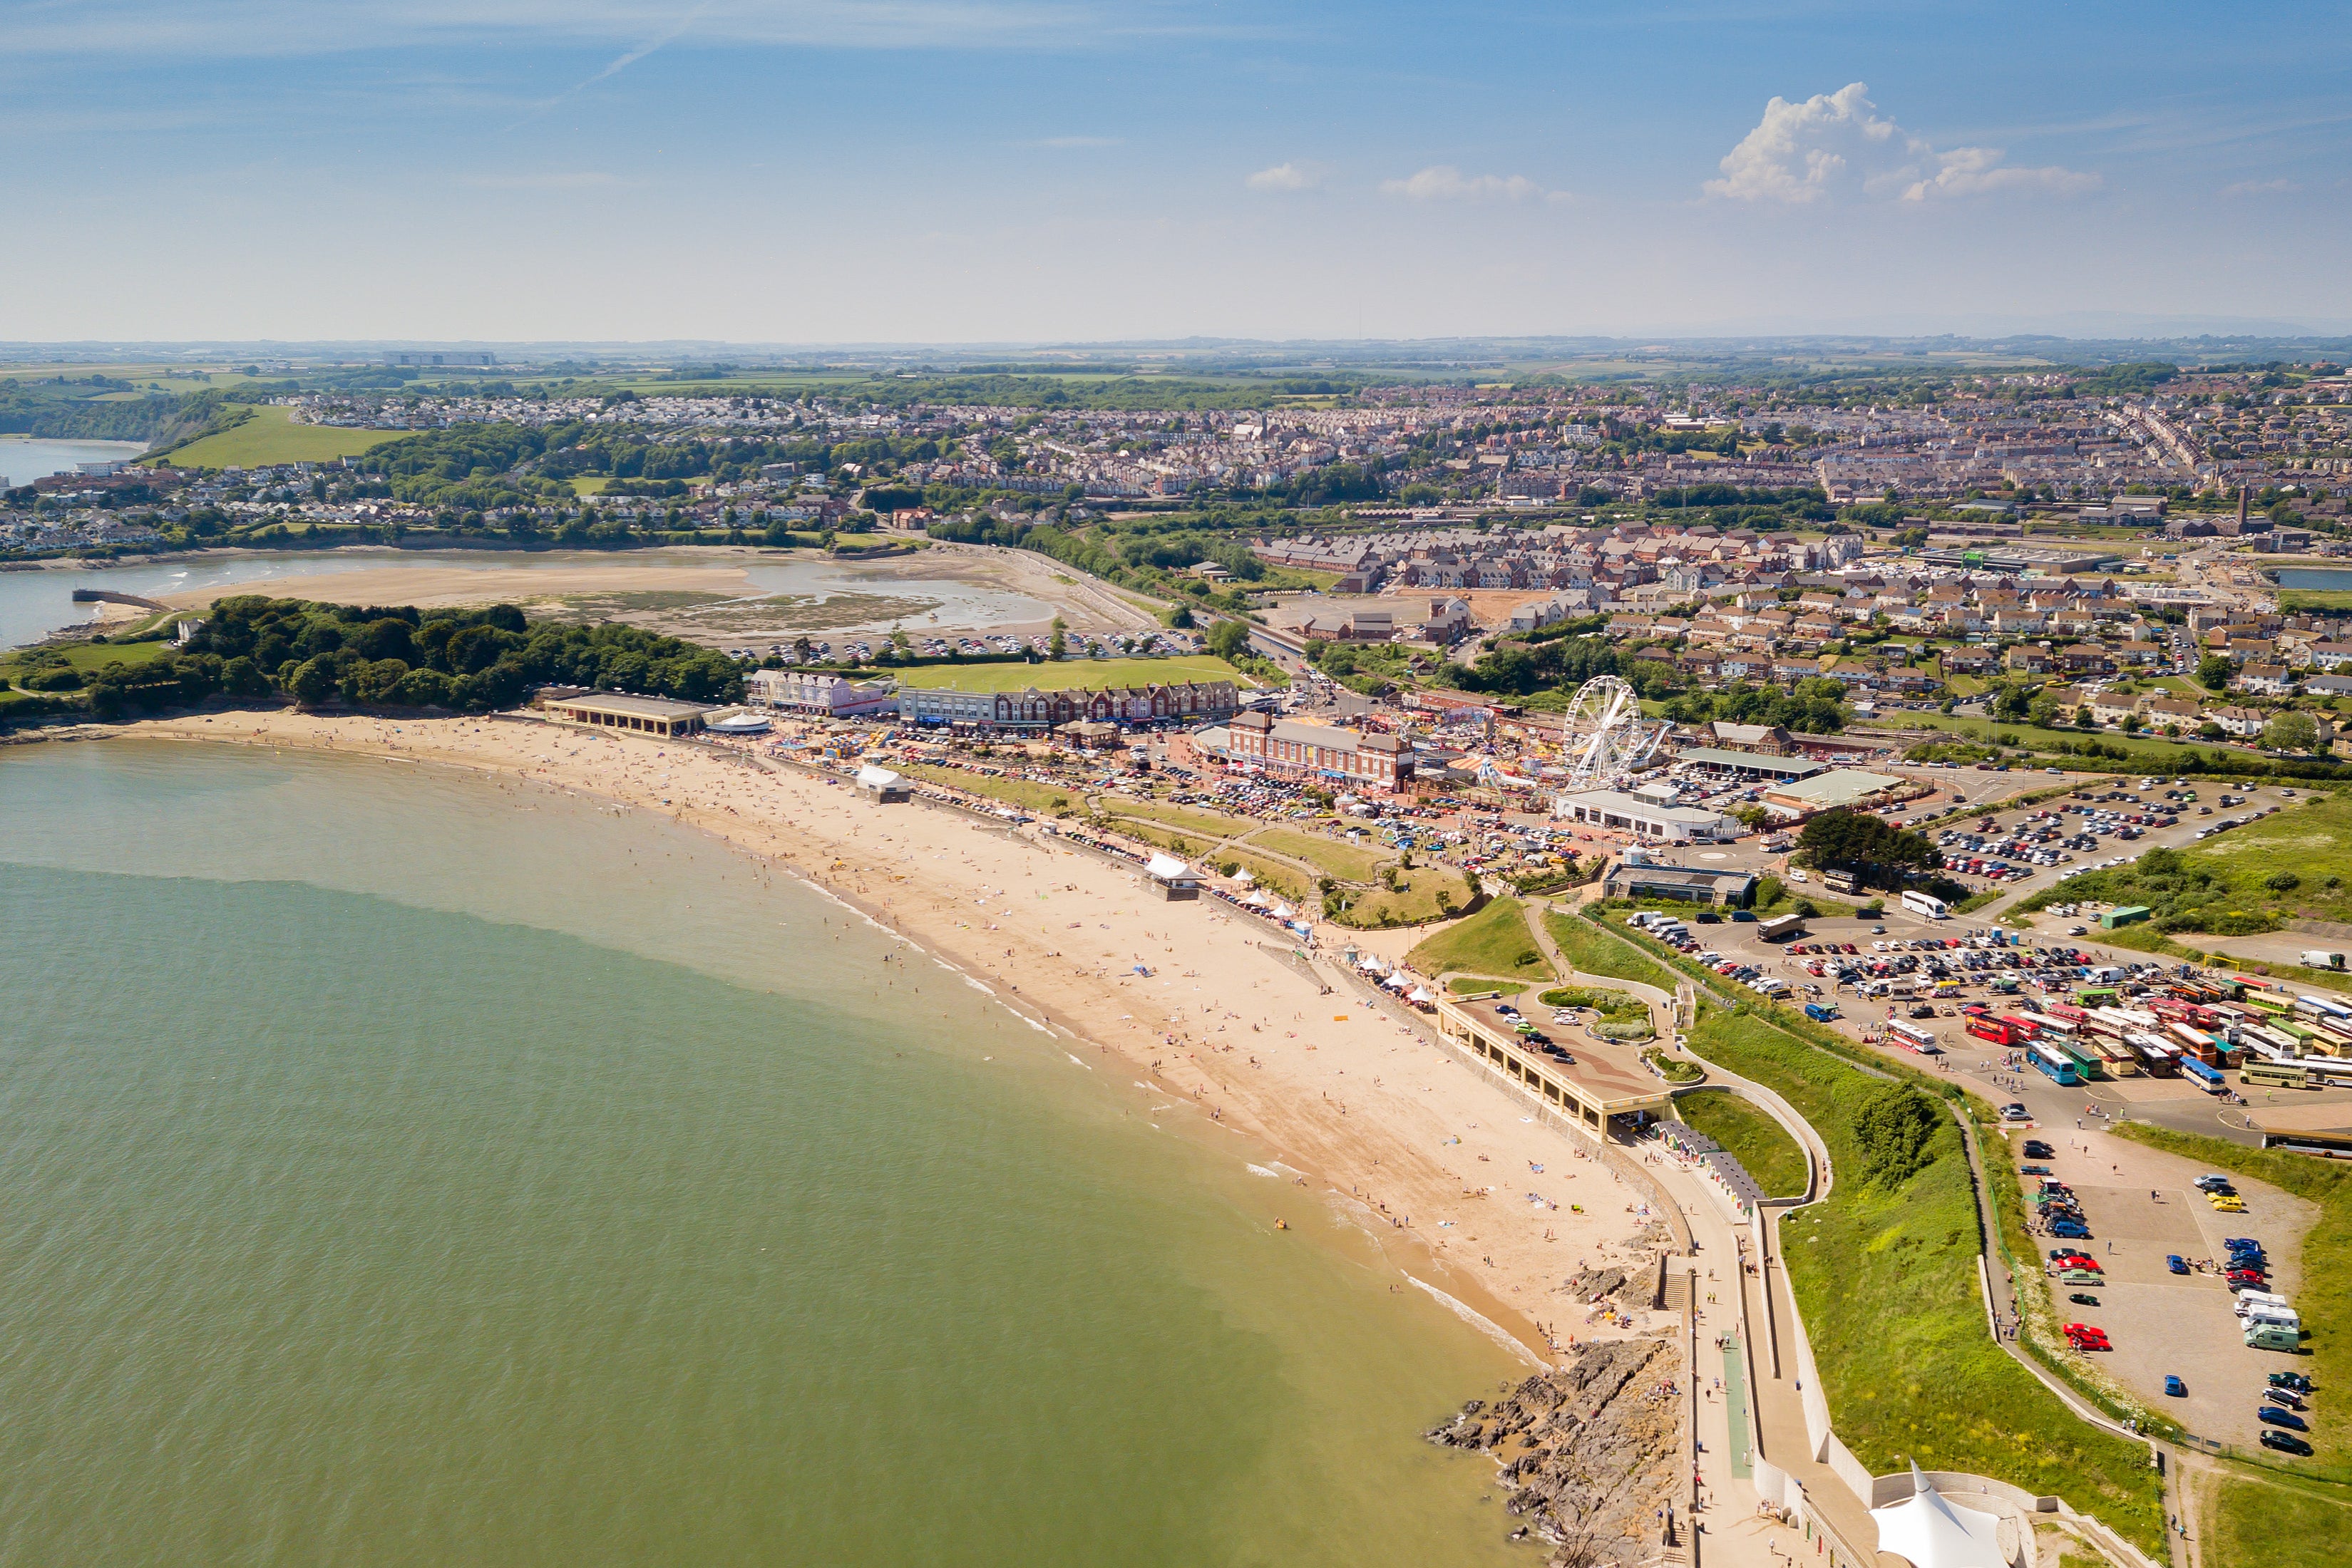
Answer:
1233;870;1255;887
1407;986;1434;1004
1868;1465;2009;1568
854;764;905;790
1146;852;1191;880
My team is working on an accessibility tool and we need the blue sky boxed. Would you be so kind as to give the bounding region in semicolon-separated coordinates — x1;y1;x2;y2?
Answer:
5;1;2347;343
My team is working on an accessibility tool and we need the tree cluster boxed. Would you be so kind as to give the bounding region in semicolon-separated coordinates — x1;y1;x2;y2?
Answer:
184;597;743;714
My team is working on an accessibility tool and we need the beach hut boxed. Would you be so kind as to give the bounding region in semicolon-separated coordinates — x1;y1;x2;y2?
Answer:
855;764;912;803
1144;852;1206;902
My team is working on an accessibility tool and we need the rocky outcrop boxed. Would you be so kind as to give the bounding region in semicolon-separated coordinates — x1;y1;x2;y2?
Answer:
1427;1338;1683;1567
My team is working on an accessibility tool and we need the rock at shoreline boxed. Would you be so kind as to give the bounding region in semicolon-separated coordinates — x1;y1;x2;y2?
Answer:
1424;1338;1683;1567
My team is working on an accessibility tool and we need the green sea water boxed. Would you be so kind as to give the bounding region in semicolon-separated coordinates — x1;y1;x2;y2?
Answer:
0;741;1521;1567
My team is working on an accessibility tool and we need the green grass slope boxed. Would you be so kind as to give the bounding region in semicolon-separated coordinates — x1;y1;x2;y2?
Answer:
1685;1009;2167;1552
1404;897;1551;983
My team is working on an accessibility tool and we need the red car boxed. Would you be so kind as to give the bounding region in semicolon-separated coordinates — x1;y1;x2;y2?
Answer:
2063;1324;2111;1351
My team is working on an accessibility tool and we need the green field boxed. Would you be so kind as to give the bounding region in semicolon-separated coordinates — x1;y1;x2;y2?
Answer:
1404;897;1551;982
2209;1475;2352;1568
1685;1009;2167;1549
164;406;405;470
892;654;1249;692
2014;792;2352;936
1893;711;2232;762
1543;909;1678;992
2279;589;2352;613
1673;1088;1809;1197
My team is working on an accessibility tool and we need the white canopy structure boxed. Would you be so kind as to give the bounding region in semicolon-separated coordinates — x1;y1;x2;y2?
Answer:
1868;1465;2009;1568
854;764;904;790
1146;852;1191;880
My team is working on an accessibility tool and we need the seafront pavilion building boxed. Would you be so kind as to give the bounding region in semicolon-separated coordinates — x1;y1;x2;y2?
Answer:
1432;993;1673;1139
541;692;714;737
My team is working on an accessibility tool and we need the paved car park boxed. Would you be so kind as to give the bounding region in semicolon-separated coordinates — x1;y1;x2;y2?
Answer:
1618;870;2338;1450
1992;1123;2317;1448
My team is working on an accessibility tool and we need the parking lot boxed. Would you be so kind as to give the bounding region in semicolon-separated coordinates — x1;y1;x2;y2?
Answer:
1991;1121;2318;1450
1627;883;2340;1452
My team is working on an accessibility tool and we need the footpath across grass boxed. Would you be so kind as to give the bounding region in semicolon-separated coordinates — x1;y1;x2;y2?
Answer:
1405;897;1551;983
1672;1088;1808;1197
1685;1008;2168;1552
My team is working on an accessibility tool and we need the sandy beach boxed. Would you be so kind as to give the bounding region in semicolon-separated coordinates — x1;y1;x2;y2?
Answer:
113;708;1660;1364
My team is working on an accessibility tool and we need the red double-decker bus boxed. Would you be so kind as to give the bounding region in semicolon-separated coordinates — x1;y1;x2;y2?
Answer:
1967;1017;2017;1047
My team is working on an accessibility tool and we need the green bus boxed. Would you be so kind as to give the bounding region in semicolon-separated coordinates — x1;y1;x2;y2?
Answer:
2060;1042;2106;1082
2244;992;2294;1018
2241;1058;2310;1090
2077;988;2119;1009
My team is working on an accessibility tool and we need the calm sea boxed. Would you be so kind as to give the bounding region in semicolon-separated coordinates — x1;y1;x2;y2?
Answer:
0;741;1518;1567
0;437;148;493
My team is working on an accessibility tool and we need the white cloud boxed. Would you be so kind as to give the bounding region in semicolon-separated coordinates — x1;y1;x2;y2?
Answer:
1245;161;1320;192
1380;165;1546;202
1705;82;2097;204
2222;177;2299;197
1029;135;1124;148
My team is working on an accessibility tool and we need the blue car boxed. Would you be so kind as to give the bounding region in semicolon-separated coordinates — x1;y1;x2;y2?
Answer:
2257;1407;2309;1432
2164;1376;2186;1397
2167;1255;2189;1275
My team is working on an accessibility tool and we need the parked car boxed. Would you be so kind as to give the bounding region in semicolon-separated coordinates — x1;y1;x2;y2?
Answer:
2260;1430;2314;1457
2164;1376;2186;1398
2167;1256;2190;1275
2271;1372;2314;1394
2257;1406;2309;1432
2068;1292;2100;1306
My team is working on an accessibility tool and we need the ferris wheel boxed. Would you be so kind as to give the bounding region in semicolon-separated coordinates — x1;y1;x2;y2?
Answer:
1557;675;1663;791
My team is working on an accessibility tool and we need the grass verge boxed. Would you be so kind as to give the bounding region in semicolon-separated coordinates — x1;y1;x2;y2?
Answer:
898;763;1075;815
1673;1088;1809;1197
